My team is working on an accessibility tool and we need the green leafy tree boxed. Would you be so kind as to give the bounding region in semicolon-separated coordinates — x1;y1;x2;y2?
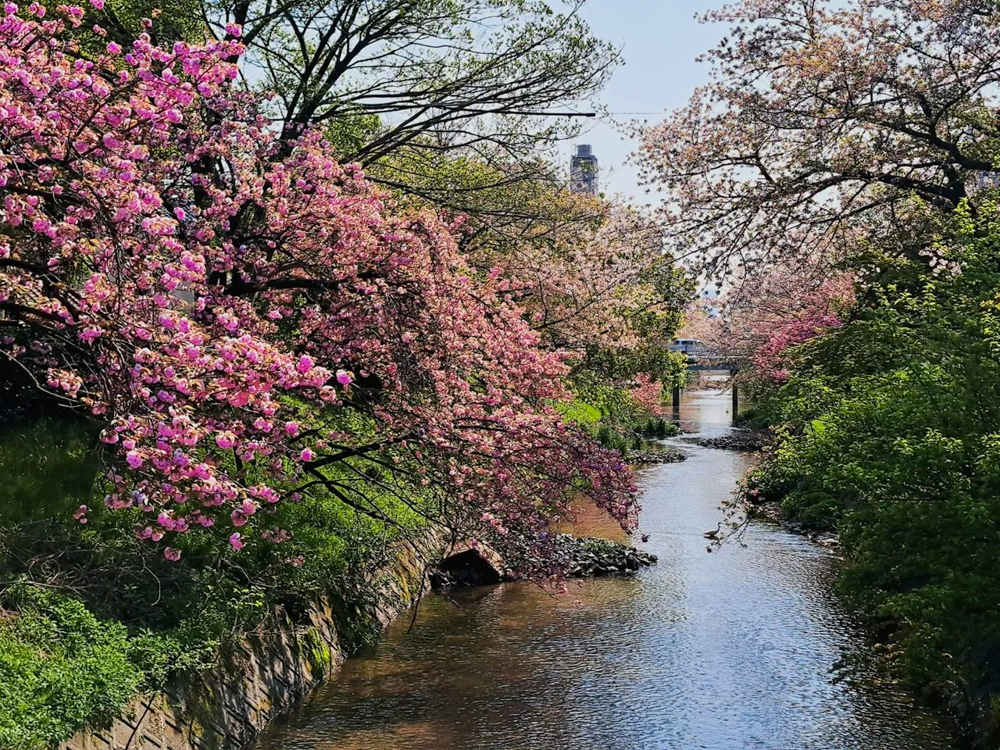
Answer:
744;200;1000;737
220;0;617;171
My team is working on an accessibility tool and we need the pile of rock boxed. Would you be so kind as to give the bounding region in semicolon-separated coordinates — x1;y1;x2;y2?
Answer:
627;449;687;465
690;430;770;452
430;535;657;591
556;535;658;577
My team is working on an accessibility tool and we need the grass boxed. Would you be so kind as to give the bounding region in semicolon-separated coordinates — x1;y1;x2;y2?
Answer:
0;416;430;749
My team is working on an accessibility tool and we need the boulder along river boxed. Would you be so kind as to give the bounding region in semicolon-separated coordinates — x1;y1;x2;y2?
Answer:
250;387;958;750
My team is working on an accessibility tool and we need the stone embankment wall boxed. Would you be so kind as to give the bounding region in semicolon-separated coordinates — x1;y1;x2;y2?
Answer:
62;532;448;750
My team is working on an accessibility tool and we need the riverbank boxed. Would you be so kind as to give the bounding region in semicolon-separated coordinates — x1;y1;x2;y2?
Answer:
739;414;998;749
59;532;446;750
0;381;672;749
58;528;659;750
0;416;463;750
743;499;995;748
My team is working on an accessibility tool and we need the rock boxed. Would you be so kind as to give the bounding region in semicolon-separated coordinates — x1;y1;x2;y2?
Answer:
431;535;657;591
688;430;770;452
554;534;657;578
627;449;687;465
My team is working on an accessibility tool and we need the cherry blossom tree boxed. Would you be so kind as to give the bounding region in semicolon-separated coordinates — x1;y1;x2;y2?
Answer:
461;189;690;382
639;0;1000;276
0;4;637;574
700;262;854;383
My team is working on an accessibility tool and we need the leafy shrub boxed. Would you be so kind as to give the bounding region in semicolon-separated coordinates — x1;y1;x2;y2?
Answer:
747;203;1000;735
563;381;676;451
0;586;150;750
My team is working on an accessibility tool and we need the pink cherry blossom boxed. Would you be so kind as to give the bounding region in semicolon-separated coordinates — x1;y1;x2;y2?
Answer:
296;355;314;374
0;11;638;575
215;431;237;449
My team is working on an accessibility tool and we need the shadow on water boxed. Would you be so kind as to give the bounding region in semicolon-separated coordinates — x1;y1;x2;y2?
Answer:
251;389;958;750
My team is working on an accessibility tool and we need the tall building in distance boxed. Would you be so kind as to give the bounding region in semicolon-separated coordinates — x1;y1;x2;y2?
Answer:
700;286;721;319
570;144;599;196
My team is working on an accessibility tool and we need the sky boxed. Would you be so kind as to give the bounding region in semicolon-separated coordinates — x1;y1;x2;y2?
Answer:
563;1;725;203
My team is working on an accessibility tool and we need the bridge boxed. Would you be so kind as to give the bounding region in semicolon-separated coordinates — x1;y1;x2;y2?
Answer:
671;354;741;421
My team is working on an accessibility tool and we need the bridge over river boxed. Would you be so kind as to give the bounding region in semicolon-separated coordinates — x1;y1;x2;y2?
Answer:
672;353;741;418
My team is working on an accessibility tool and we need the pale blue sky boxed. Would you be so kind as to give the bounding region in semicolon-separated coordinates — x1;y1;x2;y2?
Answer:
564;1;725;202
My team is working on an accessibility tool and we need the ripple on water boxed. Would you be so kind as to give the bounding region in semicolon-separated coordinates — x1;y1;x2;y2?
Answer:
250;390;957;750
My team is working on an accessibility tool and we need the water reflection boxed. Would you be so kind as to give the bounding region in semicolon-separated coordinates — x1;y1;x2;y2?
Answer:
252;389;956;750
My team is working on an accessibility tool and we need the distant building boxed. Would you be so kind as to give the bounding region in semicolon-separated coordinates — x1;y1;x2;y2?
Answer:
570;144;599;196
700;287;721;318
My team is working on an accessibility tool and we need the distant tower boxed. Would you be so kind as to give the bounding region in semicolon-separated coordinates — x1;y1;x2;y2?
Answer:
570;144;599;196
700;286;721;319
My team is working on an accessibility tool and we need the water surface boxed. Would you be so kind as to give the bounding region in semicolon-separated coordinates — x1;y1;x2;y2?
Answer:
253;389;956;750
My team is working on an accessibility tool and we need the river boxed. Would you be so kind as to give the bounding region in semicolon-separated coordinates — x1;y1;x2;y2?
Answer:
251;388;957;750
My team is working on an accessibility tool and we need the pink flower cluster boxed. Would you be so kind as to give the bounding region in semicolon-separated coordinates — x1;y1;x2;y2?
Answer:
0;9;638;573
703;264;853;383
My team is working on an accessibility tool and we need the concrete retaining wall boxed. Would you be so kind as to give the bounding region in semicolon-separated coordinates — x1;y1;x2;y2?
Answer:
62;532;447;750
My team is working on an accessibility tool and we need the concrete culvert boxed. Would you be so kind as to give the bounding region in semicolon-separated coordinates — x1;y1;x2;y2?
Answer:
432;549;503;589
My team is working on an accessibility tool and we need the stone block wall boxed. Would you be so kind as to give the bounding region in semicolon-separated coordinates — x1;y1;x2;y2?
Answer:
62;532;447;750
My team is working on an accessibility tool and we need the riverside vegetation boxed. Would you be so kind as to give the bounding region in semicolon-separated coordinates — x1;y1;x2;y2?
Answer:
15;0;1000;747
655;0;1000;744
734;205;1000;741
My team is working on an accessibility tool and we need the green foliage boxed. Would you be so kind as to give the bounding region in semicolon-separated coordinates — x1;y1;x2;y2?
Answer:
102;0;206;46
323;109;383;161
557;398;602;428
561;382;678;452
0;411;431;748
0;586;152;750
582;344;690;389
641;417;681;440
0;419;101;526
748;201;1000;731
732;404;775;431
